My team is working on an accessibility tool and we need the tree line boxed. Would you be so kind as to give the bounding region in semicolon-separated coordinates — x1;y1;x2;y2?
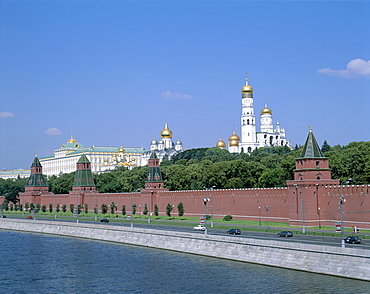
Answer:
1;141;369;203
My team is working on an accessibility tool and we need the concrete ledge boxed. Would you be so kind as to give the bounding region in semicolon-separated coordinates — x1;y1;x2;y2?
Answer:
0;219;369;281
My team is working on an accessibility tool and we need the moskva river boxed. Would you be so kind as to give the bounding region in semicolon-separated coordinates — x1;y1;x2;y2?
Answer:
0;230;368;294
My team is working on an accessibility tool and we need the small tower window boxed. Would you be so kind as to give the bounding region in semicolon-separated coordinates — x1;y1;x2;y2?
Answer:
247;119;250;125
316;161;320;169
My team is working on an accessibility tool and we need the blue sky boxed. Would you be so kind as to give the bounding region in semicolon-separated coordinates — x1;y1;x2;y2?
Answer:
1;0;369;170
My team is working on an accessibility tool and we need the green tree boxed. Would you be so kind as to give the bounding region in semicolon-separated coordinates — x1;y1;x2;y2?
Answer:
94;205;98;215
177;202;184;218
101;203;108;214
109;202;116;215
121;205;126;216
143;203;148;215
41;205;47;213
166;203;173;218
49;203;53;213
321;140;332;153
132;204;137;215
24;202;29;211
62;204;67;213
48;172;75;194
70;204;74;213
154;204;159;217
56;203;60;213
84;204;88;214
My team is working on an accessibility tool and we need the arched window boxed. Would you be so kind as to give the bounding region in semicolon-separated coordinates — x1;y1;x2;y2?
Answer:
247;119;250;125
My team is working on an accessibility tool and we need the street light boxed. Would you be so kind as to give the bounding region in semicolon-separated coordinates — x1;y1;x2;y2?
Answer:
258;206;261;226
318;207;321;229
203;198;210;235
148;191;152;224
265;205;269;230
339;178;352;248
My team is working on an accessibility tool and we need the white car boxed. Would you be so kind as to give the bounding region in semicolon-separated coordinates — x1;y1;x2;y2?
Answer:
193;225;206;231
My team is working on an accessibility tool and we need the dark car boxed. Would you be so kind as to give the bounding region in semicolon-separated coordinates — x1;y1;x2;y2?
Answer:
227;229;241;235
1;215;6;218
100;218;109;223
345;236;361;244
277;231;293;237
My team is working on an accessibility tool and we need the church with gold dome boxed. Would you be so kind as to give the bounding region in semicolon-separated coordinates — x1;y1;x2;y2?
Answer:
216;76;291;153
141;122;183;164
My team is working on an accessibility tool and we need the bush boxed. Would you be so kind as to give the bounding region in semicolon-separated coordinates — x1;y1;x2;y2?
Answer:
206;215;211;220
223;215;233;221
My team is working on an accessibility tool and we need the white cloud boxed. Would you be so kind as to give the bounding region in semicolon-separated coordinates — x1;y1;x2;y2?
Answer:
0;112;15;118
317;59;370;77
161;91;192;100
45;127;62;136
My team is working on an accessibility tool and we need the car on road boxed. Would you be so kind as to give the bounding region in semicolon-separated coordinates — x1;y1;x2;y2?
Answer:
26;216;33;219
227;229;241;235
100;218;109;223
1;215;6;218
345;236;361;244
193;225;206;231
277;231;293;237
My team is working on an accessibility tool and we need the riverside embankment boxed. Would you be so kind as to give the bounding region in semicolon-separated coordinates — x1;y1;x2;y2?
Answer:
1;219;369;281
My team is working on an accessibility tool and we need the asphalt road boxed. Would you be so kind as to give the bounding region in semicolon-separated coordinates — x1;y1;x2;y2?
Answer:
5;215;369;250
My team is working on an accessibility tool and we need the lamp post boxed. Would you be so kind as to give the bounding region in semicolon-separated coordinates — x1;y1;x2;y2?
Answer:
130;194;133;228
265;205;269;230
203;198;210;235
339;178;351;248
148;191;152;224
318;207;321;229
258;206;261;226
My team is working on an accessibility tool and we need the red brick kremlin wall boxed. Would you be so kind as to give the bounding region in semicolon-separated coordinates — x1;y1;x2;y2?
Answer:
21;184;370;229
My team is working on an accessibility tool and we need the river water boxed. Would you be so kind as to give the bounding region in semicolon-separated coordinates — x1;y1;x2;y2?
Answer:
0;230;368;294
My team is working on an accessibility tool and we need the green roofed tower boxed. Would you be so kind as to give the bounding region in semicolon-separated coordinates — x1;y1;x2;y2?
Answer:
145;151;165;190
299;127;324;158
72;154;96;192
293;128;332;181
25;156;48;189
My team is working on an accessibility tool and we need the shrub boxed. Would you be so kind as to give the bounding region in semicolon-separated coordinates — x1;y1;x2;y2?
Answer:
223;215;233;221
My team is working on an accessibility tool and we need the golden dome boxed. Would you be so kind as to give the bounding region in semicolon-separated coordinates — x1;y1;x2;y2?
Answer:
216;139;226;148
241;78;253;93
161;123;173;138
118;146;125;153
260;105;272;115
229;139;239;147
67;135;77;143
228;131;240;142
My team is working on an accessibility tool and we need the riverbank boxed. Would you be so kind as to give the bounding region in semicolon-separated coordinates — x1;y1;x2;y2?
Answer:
0;219;369;281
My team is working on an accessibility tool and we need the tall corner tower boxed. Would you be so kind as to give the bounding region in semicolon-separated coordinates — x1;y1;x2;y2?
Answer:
72;154;96;192
145;151;165;190
25;156;48;192
240;75;257;153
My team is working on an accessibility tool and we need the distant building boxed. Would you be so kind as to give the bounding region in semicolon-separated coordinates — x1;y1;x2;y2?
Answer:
141;122;183;164
0;169;30;180
217;75;291;153
39;136;146;176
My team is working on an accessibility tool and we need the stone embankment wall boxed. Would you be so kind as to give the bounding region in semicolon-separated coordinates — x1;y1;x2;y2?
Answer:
1;219;369;281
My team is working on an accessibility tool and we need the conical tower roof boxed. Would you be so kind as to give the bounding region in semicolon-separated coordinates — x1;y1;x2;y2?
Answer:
299;128;324;158
31;156;42;167
77;153;90;163
26;156;48;187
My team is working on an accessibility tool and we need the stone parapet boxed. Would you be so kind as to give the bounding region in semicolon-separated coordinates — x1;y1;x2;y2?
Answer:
0;219;369;281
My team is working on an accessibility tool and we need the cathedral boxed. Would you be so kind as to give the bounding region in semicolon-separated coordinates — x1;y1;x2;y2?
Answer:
217;76;291;153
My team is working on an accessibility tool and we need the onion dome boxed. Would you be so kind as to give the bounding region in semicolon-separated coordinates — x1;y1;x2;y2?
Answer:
160;123;173;138
118;146;125;153
216;139;226;148
176;139;182;145
241;78;253;93
151;139;158;145
228;131;240;147
260;103;272;115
